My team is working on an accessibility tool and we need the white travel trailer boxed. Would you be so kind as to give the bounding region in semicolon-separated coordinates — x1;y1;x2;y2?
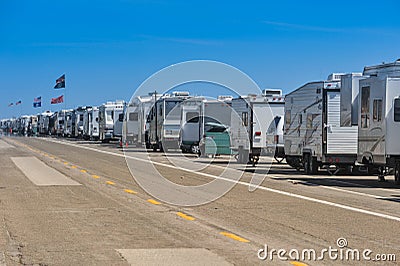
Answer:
63;109;74;137
284;74;361;174
113;102;126;140
123;94;159;146
37;111;53;135
231;90;285;164
73;106;90;138
179;97;232;154
147;92;191;151
83;107;93;140
99;101;125;143
356;60;400;184
90;107;100;140
83;107;99;140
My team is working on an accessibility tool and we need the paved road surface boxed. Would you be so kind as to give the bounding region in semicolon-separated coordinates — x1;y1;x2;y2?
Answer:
0;136;398;265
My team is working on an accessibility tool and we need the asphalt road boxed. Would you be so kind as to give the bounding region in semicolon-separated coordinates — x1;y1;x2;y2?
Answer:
0;136;399;265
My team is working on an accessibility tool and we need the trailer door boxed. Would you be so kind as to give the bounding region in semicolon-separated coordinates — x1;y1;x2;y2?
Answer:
325;90;358;154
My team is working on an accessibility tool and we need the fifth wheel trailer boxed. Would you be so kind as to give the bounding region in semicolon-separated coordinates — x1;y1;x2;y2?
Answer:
284;73;361;174
357;60;400;184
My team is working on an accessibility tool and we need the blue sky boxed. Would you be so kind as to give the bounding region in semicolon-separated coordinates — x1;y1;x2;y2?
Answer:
1;0;399;118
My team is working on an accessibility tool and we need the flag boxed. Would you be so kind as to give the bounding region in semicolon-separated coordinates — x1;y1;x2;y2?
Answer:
8;103;13;107
54;74;65;89
16;100;22;105
51;95;64;104
33;96;42;108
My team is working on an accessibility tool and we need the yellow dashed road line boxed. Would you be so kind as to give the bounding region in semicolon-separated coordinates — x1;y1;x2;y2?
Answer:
124;189;137;194
71;166;77;169
147;199;161;205
80;169;87;173
176;212;195;221
106;181;115;185
219;232;250;243
92;175;100;179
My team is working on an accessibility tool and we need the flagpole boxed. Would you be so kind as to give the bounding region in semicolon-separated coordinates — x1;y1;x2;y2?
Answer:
64;73;67;110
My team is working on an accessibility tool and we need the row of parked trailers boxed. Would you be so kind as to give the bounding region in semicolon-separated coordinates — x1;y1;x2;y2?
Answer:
1;60;400;184
1;101;126;143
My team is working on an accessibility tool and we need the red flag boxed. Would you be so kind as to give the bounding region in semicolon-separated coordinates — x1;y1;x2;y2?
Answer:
51;95;64;104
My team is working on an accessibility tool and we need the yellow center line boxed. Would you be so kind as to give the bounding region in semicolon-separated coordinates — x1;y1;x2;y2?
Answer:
124;189;137;194
147;199;161;205
176;212;195;221
219;232;250;243
92;175;100;179
71;166;77;169
106;181;115;185
80;169;87;173
63;162;69;165
290;262;309;266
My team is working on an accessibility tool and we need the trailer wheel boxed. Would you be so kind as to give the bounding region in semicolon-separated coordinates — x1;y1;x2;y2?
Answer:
395;161;400;185
309;156;318;174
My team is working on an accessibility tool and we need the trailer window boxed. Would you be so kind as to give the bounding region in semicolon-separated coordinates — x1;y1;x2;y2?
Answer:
118;113;124;122
242;112;248;127
186;112;199;123
298;114;302;125
129;113;138;121
394;99;400;122
361;86;370;128
373;99;382;122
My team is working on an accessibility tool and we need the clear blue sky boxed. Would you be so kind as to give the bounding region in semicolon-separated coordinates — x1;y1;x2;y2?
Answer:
1;0;399;118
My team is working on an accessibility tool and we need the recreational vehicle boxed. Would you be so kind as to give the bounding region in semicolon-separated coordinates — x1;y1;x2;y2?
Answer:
146;92;191;151
99;101;125;143
179;97;232;154
356;60;400;184
83;107;92;140
113;102;126;140
284;73;361;174
74;106;90;138
37;111;53;135
83;106;99;140
123;94;159;146
231;90;285;164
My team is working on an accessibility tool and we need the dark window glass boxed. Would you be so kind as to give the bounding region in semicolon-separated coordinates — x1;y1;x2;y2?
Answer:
394;99;400;122
186;112;199;123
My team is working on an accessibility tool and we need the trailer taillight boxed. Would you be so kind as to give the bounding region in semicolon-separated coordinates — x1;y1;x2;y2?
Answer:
255;131;261;136
274;135;279;144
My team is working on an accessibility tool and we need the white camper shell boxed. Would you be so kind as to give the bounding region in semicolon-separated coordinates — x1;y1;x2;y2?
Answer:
179;97;232;154
123;94;159;146
147;92;191;151
99;101;125;143
284;74;361;174
357;60;400;184
83;107;99;140
231;90;284;164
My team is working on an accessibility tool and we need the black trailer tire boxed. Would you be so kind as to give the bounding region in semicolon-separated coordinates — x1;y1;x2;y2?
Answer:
395;161;400;185
309;156;318;175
